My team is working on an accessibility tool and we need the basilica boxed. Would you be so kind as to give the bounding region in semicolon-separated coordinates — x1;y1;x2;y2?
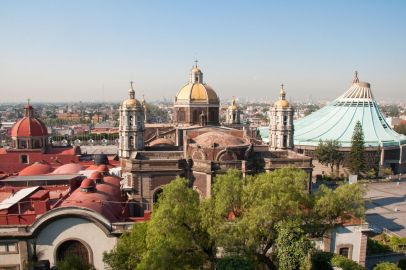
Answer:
118;63;312;216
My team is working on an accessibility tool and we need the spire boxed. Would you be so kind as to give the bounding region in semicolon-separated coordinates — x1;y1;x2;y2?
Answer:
129;81;135;99
194;59;198;68
353;71;359;84
279;83;286;100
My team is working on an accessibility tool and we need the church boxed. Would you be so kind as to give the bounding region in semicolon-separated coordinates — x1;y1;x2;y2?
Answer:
118;63;313;216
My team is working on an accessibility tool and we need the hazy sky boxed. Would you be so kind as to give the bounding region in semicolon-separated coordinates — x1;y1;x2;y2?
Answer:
0;0;405;103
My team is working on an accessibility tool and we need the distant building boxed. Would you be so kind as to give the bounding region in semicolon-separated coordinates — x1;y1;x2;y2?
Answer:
0;103;81;174
57;112;81;121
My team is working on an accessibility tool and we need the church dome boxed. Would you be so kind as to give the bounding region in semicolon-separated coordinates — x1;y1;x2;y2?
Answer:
176;83;219;104
274;99;290;108
11;105;48;137
273;84;290;108
228;98;239;110
121;81;142;108
192;131;248;147
175;64;219;104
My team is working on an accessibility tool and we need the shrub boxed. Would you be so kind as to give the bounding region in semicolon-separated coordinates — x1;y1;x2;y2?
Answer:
368;237;391;254
373;262;401;270
309;252;364;270
56;255;95;270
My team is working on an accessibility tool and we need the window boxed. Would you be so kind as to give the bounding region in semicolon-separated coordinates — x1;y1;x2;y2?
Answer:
20;155;28;164
283;115;288;125
339;247;349;258
20;140;27;148
0;242;18;254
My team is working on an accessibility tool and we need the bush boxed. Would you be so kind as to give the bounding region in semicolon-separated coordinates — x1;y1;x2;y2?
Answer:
56;255;95;270
368;237;391;254
373;262;401;270
216;256;255;270
331;254;364;270
309;252;364;270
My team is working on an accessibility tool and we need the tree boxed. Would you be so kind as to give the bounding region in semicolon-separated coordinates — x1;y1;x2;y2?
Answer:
137;178;211;270
315;139;344;176
275;219;313;270
373;262;401;270
106;169;365;270
349;121;366;174
204;168;364;269
103;222;148;270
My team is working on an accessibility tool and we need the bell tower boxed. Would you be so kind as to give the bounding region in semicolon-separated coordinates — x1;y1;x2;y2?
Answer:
119;82;145;159
269;84;294;150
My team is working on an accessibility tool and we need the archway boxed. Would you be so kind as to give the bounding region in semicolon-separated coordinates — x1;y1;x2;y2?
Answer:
56;239;91;264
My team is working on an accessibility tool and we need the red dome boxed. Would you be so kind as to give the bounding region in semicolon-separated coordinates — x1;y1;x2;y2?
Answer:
52;163;84;174
11;117;48;137
80;178;96;189
19;162;53;176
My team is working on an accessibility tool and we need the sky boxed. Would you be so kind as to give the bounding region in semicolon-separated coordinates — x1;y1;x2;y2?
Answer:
0;0;405;103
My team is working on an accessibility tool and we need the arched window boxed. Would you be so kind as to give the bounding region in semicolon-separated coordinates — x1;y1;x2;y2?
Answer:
56;240;90;264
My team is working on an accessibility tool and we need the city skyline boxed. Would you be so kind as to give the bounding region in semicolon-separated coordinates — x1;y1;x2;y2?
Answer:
1;0;405;103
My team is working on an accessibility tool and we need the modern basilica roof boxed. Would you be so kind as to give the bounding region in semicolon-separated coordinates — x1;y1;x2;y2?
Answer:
294;72;406;148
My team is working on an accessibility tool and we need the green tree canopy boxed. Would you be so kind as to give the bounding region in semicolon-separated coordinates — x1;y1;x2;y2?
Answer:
104;169;365;270
315;139;344;176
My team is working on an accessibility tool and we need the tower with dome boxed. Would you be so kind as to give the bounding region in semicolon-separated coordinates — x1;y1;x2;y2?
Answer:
118;82;145;159
225;98;241;125
174;62;220;126
269;84;294;150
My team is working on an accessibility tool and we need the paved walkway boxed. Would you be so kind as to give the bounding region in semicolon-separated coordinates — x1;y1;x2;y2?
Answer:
365;181;406;237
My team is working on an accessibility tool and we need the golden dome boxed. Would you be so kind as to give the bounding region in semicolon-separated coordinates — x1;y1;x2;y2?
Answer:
274;99;290;108
122;81;142;108
273;83;290;108
176;83;219;104
122;98;141;108
228;98;238;110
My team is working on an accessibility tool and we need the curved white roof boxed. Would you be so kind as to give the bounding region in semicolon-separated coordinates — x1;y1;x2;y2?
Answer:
294;73;406;148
